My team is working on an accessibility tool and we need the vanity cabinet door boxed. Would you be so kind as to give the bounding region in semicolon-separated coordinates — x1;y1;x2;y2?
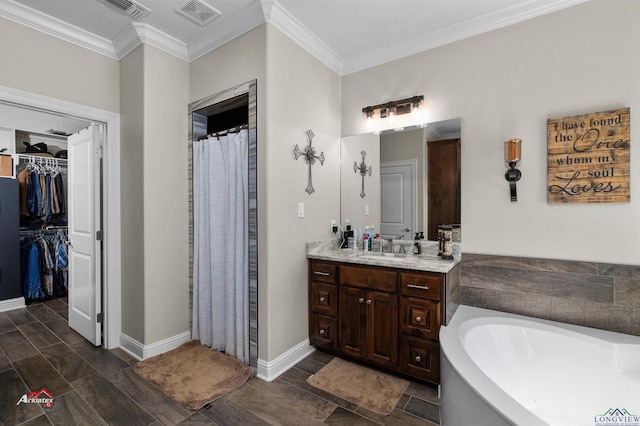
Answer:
311;282;338;316
339;286;366;359
367;290;397;368
338;287;397;368
399;336;440;383
310;313;337;351
400;296;441;340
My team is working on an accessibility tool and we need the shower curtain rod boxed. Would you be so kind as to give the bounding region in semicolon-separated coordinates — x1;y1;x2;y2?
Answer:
198;124;248;141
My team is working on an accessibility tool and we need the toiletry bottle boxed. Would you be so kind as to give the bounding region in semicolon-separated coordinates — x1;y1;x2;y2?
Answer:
413;241;421;255
363;234;369;252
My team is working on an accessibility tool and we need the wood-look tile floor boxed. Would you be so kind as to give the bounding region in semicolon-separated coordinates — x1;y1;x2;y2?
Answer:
0;299;440;425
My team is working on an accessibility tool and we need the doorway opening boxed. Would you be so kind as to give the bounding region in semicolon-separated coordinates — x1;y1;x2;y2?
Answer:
188;80;258;368
0;85;121;349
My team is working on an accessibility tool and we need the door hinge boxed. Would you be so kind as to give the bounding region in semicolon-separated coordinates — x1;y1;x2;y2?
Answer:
96;146;104;159
97;313;103;323
96;230;103;241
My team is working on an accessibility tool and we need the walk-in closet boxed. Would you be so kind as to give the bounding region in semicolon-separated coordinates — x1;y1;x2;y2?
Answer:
0;102;106;346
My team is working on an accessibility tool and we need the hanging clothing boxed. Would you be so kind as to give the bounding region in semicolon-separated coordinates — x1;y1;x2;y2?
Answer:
18;157;67;228
192;127;249;364
19;230;69;300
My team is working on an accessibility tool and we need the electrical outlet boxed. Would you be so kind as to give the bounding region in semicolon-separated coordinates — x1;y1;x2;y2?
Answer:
365;204;370;216
331;219;337;233
297;202;304;218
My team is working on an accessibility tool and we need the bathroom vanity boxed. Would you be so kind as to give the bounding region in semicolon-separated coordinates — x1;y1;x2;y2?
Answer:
307;241;460;385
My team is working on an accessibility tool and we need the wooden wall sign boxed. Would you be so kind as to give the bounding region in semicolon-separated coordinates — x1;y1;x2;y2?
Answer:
547;107;630;203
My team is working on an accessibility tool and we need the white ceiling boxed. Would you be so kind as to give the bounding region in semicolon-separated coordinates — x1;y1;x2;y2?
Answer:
0;0;589;137
0;0;589;75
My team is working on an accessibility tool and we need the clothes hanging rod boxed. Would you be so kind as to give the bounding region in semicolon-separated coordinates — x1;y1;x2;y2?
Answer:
17;154;67;164
20;226;68;234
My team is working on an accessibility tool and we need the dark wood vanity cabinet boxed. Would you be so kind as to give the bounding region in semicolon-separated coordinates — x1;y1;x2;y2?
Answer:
308;259;459;385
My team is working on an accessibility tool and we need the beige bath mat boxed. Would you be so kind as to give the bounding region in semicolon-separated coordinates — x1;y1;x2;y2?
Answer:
306;357;409;416
133;340;252;410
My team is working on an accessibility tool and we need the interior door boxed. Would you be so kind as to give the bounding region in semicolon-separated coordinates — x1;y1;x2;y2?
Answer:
380;161;415;240
427;139;461;240
68;124;102;346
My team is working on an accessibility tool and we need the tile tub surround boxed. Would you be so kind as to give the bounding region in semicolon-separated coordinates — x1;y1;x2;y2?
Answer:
460;254;640;336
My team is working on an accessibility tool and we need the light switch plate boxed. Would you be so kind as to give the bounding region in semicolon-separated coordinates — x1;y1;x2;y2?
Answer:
298;202;304;218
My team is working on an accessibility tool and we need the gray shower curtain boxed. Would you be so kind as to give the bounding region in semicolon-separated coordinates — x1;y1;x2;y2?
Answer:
192;128;249;363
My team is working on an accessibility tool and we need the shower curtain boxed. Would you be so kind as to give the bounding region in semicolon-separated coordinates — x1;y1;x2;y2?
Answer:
192;127;249;363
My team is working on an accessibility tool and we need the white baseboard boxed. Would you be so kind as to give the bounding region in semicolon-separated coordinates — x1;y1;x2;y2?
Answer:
0;297;26;312
256;339;315;382
119;331;192;361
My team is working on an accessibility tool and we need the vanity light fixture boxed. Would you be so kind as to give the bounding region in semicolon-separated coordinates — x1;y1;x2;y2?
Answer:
362;95;424;127
504;138;522;202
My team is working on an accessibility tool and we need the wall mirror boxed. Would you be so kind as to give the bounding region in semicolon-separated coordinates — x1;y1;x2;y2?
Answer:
340;118;461;242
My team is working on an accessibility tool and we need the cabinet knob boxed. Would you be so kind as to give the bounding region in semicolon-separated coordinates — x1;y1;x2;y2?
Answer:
319;296;325;302
319;329;326;336
415;316;422;323
366;299;372;305
358;298;364;303
415;355;422;362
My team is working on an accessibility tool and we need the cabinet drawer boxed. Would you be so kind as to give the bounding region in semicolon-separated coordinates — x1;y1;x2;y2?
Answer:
399;336;440;384
310;313;337;351
310;261;338;284
310;282;337;316
339;264;396;292
399;271;442;300
400;297;441;340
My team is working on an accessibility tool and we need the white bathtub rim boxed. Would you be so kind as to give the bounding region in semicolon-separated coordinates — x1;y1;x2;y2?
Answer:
440;305;640;426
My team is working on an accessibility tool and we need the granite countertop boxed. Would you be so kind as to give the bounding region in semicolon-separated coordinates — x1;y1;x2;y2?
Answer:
306;239;461;274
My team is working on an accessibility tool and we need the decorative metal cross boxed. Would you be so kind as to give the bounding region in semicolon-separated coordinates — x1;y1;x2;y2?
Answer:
354;150;372;198
293;130;325;194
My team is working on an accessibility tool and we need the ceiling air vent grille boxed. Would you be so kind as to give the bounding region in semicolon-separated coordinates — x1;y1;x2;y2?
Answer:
103;0;151;20
175;0;221;26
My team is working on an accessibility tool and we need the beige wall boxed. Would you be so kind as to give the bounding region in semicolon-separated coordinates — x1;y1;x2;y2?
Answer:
120;44;190;345
142;46;190;343
263;25;341;361
342;0;640;265
0;17;119;112
119;46;145;342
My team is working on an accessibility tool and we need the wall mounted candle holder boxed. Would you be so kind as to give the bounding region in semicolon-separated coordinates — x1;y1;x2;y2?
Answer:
504;138;522;202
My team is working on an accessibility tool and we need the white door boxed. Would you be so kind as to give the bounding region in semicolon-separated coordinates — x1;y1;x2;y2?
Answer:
380;160;416;240
68;124;102;346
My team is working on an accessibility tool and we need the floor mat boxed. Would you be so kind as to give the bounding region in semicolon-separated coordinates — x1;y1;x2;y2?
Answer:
133;340;252;410
306;357;409;416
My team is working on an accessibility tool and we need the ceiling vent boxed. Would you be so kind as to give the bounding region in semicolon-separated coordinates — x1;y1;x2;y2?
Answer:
175;0;221;26
102;0;151;20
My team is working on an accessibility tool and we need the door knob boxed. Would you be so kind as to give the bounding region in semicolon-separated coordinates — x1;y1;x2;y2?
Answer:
366;299;372;305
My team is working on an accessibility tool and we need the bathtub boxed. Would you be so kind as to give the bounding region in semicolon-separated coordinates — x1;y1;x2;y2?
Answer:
440;305;640;426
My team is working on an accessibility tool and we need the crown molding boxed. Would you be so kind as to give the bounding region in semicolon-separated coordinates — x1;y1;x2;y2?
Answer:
343;0;590;75
0;0;117;59
267;1;344;75
0;0;589;73
130;22;189;61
